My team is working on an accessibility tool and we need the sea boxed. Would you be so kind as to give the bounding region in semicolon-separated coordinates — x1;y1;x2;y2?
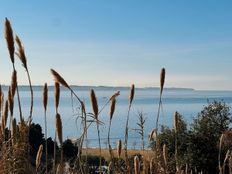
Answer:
3;86;232;149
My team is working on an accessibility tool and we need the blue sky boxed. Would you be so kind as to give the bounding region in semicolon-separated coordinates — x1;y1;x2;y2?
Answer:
0;1;232;90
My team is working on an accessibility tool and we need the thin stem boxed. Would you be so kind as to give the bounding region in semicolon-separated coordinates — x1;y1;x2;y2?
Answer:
26;69;33;125
108;120;114;161
96;122;102;174
12;64;23;122
124;103;132;166
44;110;48;174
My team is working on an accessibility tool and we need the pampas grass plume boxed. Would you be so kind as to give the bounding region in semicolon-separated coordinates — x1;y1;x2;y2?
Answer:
56;113;63;145
160;68;165;95
50;69;70;89
117;139;122;158
43;83;48;112
90;89;98;118
4;18;14;63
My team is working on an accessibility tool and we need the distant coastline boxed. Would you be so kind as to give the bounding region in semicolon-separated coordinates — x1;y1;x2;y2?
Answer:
0;85;195;91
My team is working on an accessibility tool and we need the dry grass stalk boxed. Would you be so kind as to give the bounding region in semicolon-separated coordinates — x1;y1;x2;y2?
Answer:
117;139;122;158
219;133;225;174
56;113;63;145
163;144;168;169
109;97;116;121
150;157;155;174
11;118;16;145
15;35;27;69
90;89;98;119
129;84;135;105
4;18;14;64
160;68;165;95
55;82;60;112
134;155;140;174
11;70;17;98
36;144;43;171
50;69;70;89
43;83;48;112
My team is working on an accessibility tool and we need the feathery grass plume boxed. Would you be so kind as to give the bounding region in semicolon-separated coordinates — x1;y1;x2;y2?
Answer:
160;68;165;95
109;97;116;121
15;35;27;69
36;144;43;171
50;69;70;89
219;133;225;174
56;113;63;173
55;82;60;112
56;113;63;145
134;155;140;174
163;144;168;171
117;139;122;158
149;128;157;141
10;70;17;98
11;118;16;145
4;18;14;64
8;86;14;117
43;83;48;112
129;84;135;105
90;89;98;118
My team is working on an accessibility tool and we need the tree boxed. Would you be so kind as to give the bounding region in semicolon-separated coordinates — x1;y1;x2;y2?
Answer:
188;100;232;174
63;139;78;159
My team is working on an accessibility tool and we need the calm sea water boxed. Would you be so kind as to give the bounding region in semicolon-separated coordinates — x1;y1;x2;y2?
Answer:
5;87;232;148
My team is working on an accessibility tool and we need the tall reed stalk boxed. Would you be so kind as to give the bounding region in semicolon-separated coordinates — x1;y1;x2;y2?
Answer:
124;84;135;165
15;35;33;125
53;82;60;174
4;18;23;122
108;97;116;161
90;89;102;173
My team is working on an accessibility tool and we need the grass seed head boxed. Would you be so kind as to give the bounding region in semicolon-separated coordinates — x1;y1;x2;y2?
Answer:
54;82;60;110
43;83;48;111
129;84;135;105
109;97;116;121
4;18;14;63
160;68;165;95
56;113;63;145
15;35;27;69
117;139;122;158
50;69;70;89
10;70;17;98
90;89;98;119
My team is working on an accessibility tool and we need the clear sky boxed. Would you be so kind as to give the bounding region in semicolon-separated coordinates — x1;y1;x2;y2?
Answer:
0;0;232;90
